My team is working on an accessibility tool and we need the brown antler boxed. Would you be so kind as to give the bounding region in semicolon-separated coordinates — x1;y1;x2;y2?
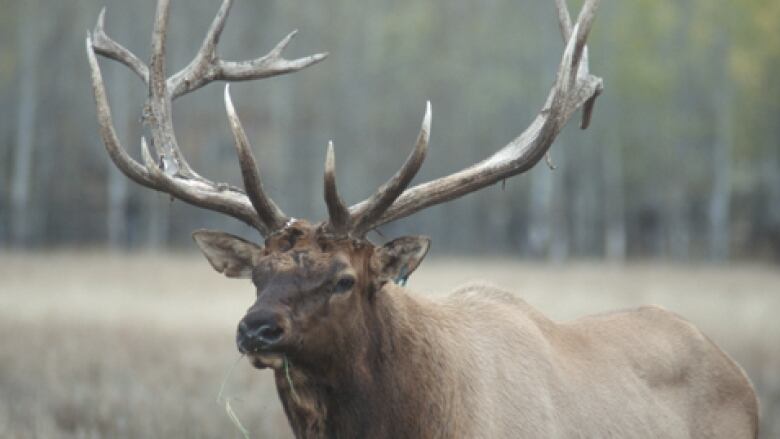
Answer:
349;101;431;237
323;141;353;235
86;0;326;235
224;86;288;231
324;0;602;236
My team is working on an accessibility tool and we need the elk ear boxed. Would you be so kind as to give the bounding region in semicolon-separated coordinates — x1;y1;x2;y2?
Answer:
375;236;431;283
192;229;262;279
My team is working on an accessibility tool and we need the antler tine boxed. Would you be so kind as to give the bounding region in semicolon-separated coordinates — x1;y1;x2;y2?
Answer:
90;3;193;179
91;8;149;85
570;1;598;80
166;0;233;99
323;141;352;234
86;34;266;231
349;101;431;236
167;0;328;99
224;85;289;232
571;0;602;129
144;0;200;179
86;35;154;188
555;0;601;129
554;0;574;41
350;0;602;231
88;0;327;236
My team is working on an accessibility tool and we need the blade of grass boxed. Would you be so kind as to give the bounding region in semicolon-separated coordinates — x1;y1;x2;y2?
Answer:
283;355;301;404
217;354;251;439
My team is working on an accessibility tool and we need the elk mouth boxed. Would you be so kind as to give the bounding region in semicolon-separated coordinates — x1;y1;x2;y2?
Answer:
247;352;285;370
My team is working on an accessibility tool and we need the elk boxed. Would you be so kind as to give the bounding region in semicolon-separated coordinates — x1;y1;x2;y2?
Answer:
86;0;759;437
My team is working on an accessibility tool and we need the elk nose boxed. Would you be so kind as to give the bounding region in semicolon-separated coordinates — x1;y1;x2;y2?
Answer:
236;312;286;353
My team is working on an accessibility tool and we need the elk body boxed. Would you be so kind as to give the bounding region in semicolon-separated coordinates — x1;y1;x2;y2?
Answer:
86;0;759;438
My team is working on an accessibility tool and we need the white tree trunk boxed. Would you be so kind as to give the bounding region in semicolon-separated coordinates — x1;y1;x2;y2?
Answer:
708;80;733;261
603;135;626;261
144;196;170;248
10;3;38;247
527;166;553;257
549;146;570;262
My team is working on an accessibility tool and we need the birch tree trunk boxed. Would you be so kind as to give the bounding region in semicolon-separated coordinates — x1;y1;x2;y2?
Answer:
10;2;38;247
708;65;733;261
603;134;626;261
528;166;553;257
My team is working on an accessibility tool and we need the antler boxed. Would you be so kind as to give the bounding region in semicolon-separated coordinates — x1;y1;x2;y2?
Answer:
86;0;326;235
349;102;431;237
322;0;603;236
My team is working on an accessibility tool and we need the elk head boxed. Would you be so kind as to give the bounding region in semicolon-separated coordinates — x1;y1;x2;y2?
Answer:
86;0;601;369
192;221;430;369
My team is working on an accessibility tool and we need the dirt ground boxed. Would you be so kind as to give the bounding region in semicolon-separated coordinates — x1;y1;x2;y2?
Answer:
0;251;778;438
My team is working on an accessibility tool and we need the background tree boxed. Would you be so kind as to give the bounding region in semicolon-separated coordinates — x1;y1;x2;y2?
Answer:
0;0;777;261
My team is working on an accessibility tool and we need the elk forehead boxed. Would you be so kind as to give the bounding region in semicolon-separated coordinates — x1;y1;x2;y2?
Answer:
254;220;370;286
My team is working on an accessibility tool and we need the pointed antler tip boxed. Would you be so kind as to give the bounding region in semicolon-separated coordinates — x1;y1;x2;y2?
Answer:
97;7;107;27
420;101;432;141
325;141;336;171
323;140;350;232
223;84;236;116
277;29;299;50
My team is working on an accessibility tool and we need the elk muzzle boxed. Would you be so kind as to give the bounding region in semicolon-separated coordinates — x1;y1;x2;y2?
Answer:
236;310;290;353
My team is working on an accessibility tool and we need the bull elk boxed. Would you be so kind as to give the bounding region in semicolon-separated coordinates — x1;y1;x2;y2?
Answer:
86;0;759;437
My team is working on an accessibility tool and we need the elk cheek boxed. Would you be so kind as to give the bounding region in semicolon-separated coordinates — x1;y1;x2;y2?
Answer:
325;290;356;320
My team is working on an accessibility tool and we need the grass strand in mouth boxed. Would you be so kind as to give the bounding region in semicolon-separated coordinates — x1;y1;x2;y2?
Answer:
284;355;301;404
217;354;251;439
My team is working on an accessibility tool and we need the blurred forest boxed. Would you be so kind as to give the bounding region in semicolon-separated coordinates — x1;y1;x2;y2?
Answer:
0;0;778;260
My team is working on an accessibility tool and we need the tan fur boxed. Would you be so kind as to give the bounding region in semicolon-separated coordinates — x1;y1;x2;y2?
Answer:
356;284;759;439
195;224;758;438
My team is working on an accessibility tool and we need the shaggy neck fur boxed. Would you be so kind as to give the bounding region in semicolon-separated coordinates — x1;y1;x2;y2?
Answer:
272;284;467;439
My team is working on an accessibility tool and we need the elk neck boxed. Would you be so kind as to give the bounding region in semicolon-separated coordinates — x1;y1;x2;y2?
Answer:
271;282;461;438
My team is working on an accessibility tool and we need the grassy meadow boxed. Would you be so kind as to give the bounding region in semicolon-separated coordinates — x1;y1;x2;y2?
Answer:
0;252;778;438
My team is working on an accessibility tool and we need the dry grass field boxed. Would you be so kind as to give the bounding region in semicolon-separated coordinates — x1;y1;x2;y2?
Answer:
0;251;778;438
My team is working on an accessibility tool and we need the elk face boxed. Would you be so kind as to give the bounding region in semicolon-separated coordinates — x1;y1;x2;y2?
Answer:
193;220;430;369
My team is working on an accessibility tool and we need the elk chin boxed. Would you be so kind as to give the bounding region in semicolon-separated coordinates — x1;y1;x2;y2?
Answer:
248;352;285;370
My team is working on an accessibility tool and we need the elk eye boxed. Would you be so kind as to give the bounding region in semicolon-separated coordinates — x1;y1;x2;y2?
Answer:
333;276;355;293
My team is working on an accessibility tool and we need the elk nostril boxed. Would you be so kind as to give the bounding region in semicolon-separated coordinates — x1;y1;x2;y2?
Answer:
256;324;284;343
